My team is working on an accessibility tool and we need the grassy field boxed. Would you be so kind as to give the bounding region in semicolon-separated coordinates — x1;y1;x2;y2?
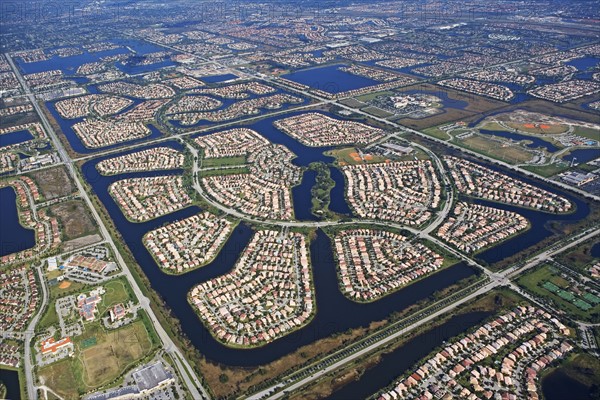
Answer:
328;147;388;166
77;321;152;388
422;126;453;140
39;319;155;399
479;121;509;132
522;163;569;177
505;121;569;135
517;264;600;322
459;135;534;164
38;303;59;330
201;155;246;168
338;98;367;108
199;166;249;177
355;91;394;103
362;106;394;118
38;359;80;400
97;277;135;316
573;126;600;141
48;280;87;299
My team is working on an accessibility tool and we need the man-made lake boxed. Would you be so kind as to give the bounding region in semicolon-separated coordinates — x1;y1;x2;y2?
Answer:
0;369;21;400
15;39;167;75
328;166;353;216
83;138;478;366
478;129;560;153
292;169;319;221
282;64;379;94
200;73;239;83
567;56;600;72
167;88;309;129
590;242;600;258
0;187;36;257
562;148;600;164
0;130;34;149
542;368;592;400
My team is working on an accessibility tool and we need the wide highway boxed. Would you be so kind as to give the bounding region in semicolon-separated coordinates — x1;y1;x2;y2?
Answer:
6;53;212;400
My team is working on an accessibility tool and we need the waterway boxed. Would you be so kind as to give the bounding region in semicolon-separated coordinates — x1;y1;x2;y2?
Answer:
0;186;36;258
0;130;34;148
542;368;592;400
167;88;309;129
566;56;600;72
460;157;591;265
0;369;21;400
327;311;493;400
590;242;600;258
328;166;353;216
292;169;319;221
83;140;478;365
81;113;590;366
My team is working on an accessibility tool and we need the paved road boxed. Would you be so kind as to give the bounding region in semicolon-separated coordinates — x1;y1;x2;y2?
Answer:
6;54;211;400
22;265;48;399
504;226;600;279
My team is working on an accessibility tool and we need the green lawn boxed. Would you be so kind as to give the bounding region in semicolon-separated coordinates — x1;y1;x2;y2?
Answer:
97;277;135;315
421;126;451;140
38;304;59;330
202;156;246;168
478;121;507;132
49;280;88;299
517;264;600;322
522;163;569;177
355;90;394;103
573;126;600;141
199;166;250;177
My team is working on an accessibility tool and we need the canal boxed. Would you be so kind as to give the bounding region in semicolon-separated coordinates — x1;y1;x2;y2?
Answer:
327;311;493;399
82;113;590;367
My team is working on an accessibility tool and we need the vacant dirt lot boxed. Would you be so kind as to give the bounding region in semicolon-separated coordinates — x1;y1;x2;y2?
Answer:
49;200;97;240
28;166;73;200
